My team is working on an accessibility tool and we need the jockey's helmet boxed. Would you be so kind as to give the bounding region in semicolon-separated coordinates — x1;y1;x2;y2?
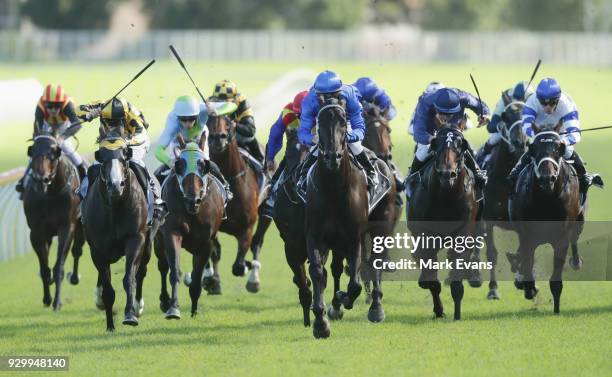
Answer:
314;70;342;94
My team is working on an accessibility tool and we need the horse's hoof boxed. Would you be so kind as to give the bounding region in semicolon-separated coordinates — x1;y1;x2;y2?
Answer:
312;317;330;339
52;302;62;311
183;272;192;287
191;310;198;318
232;264;248;277
135;298;144;317
432;312;446;320
122;314;139;326
487;289;501;300
43;297;52;307
367;305;385;323
205;280;222;295
67;271;81;285
514;279;524;290
245;281;260;293
569;256;583;270
328;305;344;321
106;326;115;332
524;287;538;300
336;291;354;310
165;307;181;320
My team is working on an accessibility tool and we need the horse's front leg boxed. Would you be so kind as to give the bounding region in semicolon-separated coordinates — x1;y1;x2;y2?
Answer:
68;220;85;285
122;235;145;326
52;224;75;311
518;239;538;300
367;250;385;323
550;240;570;314
31;232;51;307
484;223;500;299
307;236;330;339
417;250;444;318
232;228;253;277
449;250;465;321
164;232;182;319
338;241;362;310
328;252;344;320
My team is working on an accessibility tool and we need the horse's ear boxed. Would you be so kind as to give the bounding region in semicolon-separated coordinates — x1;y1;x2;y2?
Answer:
502;91;512;106
124;147;133;160
53;146;62;159
174;158;186;175
94;150;101;162
429;136;438;151
197;159;207;173
461;137;469;152
27;146;33;157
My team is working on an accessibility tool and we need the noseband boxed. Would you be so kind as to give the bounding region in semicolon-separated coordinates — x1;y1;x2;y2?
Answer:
532;131;561;180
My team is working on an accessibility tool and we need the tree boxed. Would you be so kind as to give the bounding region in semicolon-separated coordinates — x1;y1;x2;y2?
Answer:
20;0;125;29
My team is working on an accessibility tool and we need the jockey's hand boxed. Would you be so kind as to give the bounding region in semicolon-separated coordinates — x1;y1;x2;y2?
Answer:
346;132;359;143
477;114;491;128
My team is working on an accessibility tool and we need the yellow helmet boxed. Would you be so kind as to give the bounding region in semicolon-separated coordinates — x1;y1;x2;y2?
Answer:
101;97;128;120
212;80;238;100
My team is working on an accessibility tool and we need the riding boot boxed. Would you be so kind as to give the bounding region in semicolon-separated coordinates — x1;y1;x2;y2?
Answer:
464;149;487;190
207;159;233;201
356;151;379;189
247;138;265;164
387;160;404;207
569;151;589;193
15;160;32;200
507;152;531;189
408;155;425;176
77;163;87;182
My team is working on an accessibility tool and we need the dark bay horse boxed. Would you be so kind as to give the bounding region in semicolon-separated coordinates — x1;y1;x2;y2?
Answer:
305;98;370;338
509;128;583;314
478;100;528;299
23;132;85;310
205;112;263;294
83;130;152;331
406;127;481;320
154;139;225;319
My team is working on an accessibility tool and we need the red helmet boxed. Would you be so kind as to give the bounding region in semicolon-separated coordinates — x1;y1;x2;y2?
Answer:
41;84;68;103
291;90;308;113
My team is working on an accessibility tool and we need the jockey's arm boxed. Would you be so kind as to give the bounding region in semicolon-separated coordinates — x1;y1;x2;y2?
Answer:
458;89;490;117
487;97;506;133
266;112;285;162
521;101;538;138
298;93;317;146
560;111;581;146
345;91;366;142
412;100;433;146
154;113;179;166
235;98;256;138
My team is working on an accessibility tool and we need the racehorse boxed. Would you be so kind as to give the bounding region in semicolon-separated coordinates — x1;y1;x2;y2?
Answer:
477;99;528;299
23;128;85;311
206;111;264;293
406;126;481;320
509;126;583;314
83;127;153;331
154;137;225;319
304;98;370;338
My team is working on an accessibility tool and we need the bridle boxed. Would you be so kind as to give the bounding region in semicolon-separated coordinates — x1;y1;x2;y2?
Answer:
497;101;525;152
315;103;347;156
531;131;561;180
30;135;61;191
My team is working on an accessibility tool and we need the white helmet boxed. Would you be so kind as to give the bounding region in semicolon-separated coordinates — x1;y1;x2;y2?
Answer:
425;81;445;94
173;95;200;117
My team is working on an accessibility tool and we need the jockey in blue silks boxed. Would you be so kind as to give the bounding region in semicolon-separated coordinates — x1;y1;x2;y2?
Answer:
298;70;378;187
409;87;491;190
353;77;397;121
507;77;591;192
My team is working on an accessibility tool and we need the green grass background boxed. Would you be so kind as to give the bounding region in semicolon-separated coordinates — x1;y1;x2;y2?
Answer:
0;62;611;377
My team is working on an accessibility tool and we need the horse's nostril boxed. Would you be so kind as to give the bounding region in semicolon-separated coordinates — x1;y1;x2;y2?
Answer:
120;181;126;187
450;172;457;179
336;153;342;159
196;198;202;204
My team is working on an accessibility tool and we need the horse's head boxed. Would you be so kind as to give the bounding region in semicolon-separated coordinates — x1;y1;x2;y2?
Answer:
28;135;62;193
500;100;528;157
95;130;131;203
207;112;235;153
173;139;208;215
529;129;566;193
363;102;392;161
431;127;468;189
317;98;347;171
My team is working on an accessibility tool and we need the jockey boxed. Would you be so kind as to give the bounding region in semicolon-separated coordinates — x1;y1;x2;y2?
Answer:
15;84;88;196
79;97;166;224
299;70;379;188
408;87;490;188
353;77;396;120
208;80;265;163
507;77;589;191
408;82;446;135
154;95;233;198
481;81;535;155
259;90;308;218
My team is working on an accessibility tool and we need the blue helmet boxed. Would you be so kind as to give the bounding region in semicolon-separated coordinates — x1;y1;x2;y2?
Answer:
536;78;561;101
314;70;342;94
353;77;379;100
434;88;461;114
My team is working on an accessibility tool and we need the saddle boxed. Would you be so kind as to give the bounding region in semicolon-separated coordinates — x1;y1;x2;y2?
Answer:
290;150;391;215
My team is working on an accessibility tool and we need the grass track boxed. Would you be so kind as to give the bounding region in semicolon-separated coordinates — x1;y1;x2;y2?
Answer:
0;62;611;376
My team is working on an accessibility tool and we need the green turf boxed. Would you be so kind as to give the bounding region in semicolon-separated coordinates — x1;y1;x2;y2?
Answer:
0;62;611;377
